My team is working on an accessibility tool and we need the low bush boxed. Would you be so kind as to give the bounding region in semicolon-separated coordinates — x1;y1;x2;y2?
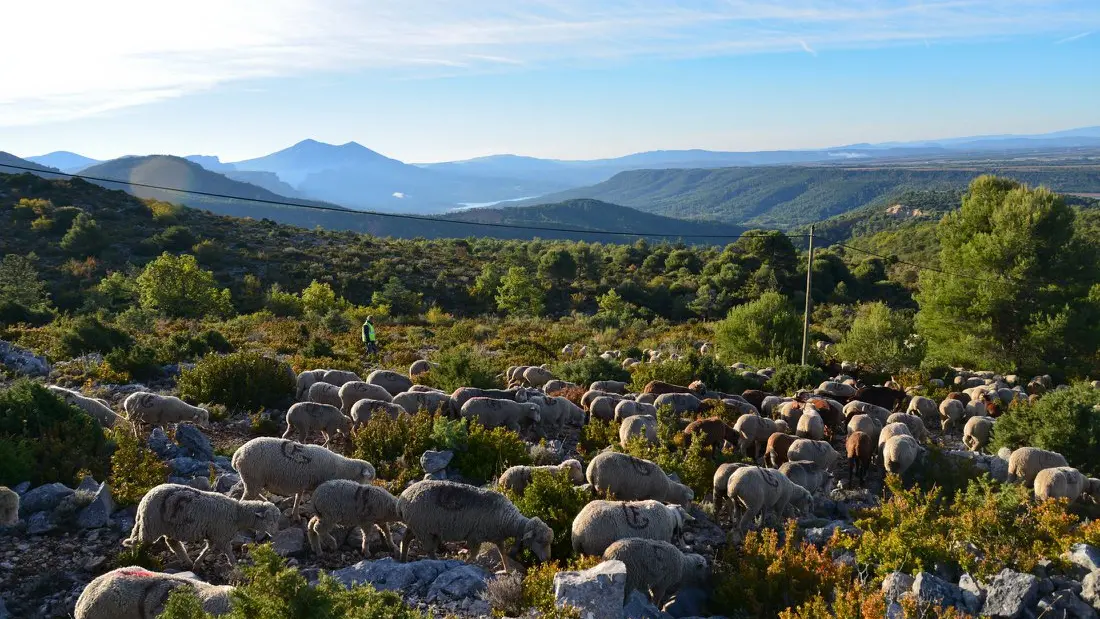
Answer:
990;383;1100;476
178;352;295;412
160;544;426;619
104;343;161;381
107;425;169;506
553;356;630;387
448;420;531;485
55;314;132;358
766;364;827;395
507;468;591;560
350;412;434;490
417;345;500;392
161;329;234;362
0;380;112;486
576;418;619;457
0;300;53;327
629;352;751;394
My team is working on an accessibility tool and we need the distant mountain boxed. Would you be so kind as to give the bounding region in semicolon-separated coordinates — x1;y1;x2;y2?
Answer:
0;152;67;177
521;164;1100;228
25;151;100;173
185;155;236;172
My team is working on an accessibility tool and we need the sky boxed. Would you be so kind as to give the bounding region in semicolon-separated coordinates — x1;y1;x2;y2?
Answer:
2;0;1099;163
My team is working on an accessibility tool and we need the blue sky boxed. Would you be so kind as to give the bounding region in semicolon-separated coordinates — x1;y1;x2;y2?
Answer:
2;0;1099;163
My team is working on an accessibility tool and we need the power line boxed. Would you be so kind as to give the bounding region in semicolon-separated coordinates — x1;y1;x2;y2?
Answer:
833;242;1016;285
0;162;809;241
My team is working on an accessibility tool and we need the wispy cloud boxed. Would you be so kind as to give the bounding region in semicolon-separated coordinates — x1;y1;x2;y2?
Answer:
3;0;1100;126
1055;31;1093;44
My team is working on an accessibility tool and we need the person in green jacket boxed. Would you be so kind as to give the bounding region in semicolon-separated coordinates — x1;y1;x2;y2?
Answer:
362;316;378;354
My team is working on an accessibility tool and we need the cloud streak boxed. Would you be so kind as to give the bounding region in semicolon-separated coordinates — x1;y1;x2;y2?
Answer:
3;0;1100;126
1055;31;1093;44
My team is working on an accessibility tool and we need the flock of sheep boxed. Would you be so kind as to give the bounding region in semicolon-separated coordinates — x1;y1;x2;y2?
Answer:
21;347;1100;618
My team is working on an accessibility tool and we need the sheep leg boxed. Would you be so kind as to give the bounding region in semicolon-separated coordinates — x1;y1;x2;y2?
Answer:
306;519;321;555
494;541;513;574
240;479;262;501
374;523;396;555
192;541;212;569
224;544;237;566
291;493;302;522
166;539;192;566
651;585;669;608
399;529;416;562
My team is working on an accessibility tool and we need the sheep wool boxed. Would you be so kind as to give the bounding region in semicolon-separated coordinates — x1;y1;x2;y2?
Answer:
653;392;702;415
460;397;541;432
498;460;585;495
123;392;209;430
581;389;623;410
392;390;453;416
847;414;881;446
125;483;281;568
48;385;122;428
620;415;658;447
765;432;799;469
307;480;400;555
846;431;873;485
571;499;692;556
75;567;234;619
778;460;830;494
590;380;628;394
786;439;840;470
452;387;529;409
796;409;825;440
321;369;362;387
366;369;413;396
283;402;350;446
1033;467;1089;502
232;437;375;520
886;412;930;443
338;381;393;413
603;538;707;607
877;422;912;451
522;366;555;388
349;398;405;426
726;466;812;531
938;398;965;431
296;370;323;400
713;463;751;518
397;480;553;573
1007;447;1069;486
586;451;694;505
962;416;995;452
882;434;922;476
307;381;343;409
528;395;585;435
732;414;777;458
409;360;433;379
587;396;620;422
0;486;18;526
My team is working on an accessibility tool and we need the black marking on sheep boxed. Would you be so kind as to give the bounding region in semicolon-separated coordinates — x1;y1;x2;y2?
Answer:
158;487;198;528
433;485;472;511
136;393;157;409
136;580;174;619
621;504;651;530
628;456;654;476
279;440;313;465
760;469;781;489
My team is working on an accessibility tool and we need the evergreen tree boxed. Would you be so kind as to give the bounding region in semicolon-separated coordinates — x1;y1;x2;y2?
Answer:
496;267;544;317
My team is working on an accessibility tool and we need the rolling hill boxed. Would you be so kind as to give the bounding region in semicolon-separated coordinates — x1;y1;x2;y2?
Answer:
25;151;101;173
0;152;66;177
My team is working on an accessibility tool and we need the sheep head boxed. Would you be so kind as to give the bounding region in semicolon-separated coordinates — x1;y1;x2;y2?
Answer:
240;500;282;537
521;517;553;562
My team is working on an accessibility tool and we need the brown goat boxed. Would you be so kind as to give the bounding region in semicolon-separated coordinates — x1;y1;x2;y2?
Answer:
740;389;772;411
682;417;738;454
846;431;873;486
945;391;971;406
765;432;798;469
643;380;696;396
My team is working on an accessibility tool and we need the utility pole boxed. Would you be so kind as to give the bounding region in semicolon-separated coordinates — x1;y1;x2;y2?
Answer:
801;225;815;366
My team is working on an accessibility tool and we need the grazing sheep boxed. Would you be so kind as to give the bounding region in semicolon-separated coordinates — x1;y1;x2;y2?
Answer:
349;398;405;426
321;369;362;387
0;486;18;526
816;381;856;400
843;400;891;427
460;397;541;432
366;369;413;396
581;389;624;410
776;401;805;432
74;567;234;619
962;416;995;452
726;466;812;531
786;439;840;470
307;381;343;408
653;392;702;416
586;451;694;504
48;386;122;428
528;395;585;436
408;385;445;393
522;366;555;388
851;386;907;411
636;392;657;405
543;380;579;395
452;387;528;409
1007;447;1069;485
622;358;640;369
907;396;938;424
232;437;375;521
683;417;738;453
306;480;400;555
124;483;281;568
614;399;658;422
938;398;966;432
296;369;325;400
882;435;922;477
571;500;692;556
338;381;393;413
796;409;825;440
877;422;912;453
561;344;574;356
741;390;771;411
283;402;351;446
847;414;881;446
779;460;831;494
498;460;585;495
591;380;629;394
642;380;694;396
620;415;659;447
733;414;778;459
409;360;433;379
964;398;990;421
123;392;209;432
761;396;793;418
713;463;751;518
1033;467;1089;502
505;366;529;384
392;390;453;416
765;432;798;469
722;398;760;418
397;480;553;573
603;538;708;607
588;396;620;422
886;412;930;443
846;431;873;486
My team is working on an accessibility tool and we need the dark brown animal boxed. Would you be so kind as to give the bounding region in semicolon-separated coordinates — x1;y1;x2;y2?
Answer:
682;417;738;453
846;431;872;486
764;432;798;469
741;390;772;411
806;397;843;435
945;391;971;406
850;386;907;411
643;380;695;396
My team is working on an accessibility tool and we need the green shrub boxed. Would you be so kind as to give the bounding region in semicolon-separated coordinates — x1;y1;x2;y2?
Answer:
507;469;591;559
766;364;827;395
159;544;426;619
0;380;112;486
56;315;133;358
990;383;1100;476
301;336;334;358
0;300;53;327
629;352;751;394
577;418;619;458
553;356;629;387
265;284;305;317
135;252;233;318
178;352;294;411
714;291;803;365
107;425;169;506
448;421;531;485
105;344;161;381
350;413;434;490
417;345;500;392
161;329;235;362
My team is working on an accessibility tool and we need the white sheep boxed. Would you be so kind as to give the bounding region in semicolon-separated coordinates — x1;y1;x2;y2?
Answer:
636;392;657;405
397;480;553;573
786;439;840;470
307;479;400;555
392;390;453;416
712;463;751;519
409;360;433;379
321;369;362;387
366;369;413;396
885;412;930;443
1033;467;1089;502
528;395;585;436
307;381;343;408
498;460;585;495
231;437;375;521
123;392;209;433
349;398;405;426
338;381;393;413
907;396;938;424
74;567;234;619
962;416;995;452
571;499;692;556
452;387;529;409
1007;447;1068;485
653;392;702;415
588;395;621;422
460;397;541;432
619;415;658;447
816;381;856;399
586;451;694;505
124;483;281;568
779;460;831;494
882;434;922;476
726;466;812;531
590;380;629;394
847;414;882;446
542;380;579;395
296;369;326;400
796;409;825;440
843;400;890;427
613;399;656;422
603;538;708;607
732;414;778;458
0;486;18;526
776;401;805;432
283;402;351;446
522;366;555;388
939;398;966;431
581;389;623;410
47;385;122;428
877;422;912;453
